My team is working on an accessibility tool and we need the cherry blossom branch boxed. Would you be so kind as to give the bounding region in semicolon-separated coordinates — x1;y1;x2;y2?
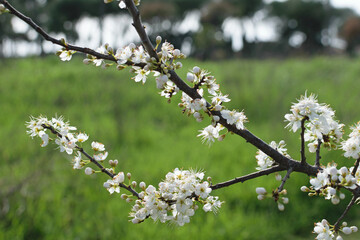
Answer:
352;158;360;176
300;117;307;165
210;165;285;190
315;139;322;167
278;167;293;192
41;124;140;199
334;195;357;231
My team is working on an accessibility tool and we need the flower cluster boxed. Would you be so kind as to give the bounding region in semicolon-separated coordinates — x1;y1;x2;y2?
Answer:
126;168;222;226
255;187;289;211
341;122;360;159
313;219;358;240
255;140;289;170
301;164;357;205
26;116;113;172
285;93;343;152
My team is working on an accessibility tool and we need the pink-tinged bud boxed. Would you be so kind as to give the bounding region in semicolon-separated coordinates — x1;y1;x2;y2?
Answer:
256;187;267;195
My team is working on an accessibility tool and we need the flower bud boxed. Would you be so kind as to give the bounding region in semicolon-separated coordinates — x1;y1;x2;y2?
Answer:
300;186;309;192
129;43;136;50
103;182;110;188
331;196;340;205
282;197;289;204
121;194;128;200
336;235;343;240
277;203;285;211
214;105;222;111
342;227;352;235
256;187;267;195
187;72;195;82
218;134;226;142
85;167;94;175
193;66;200;74
256;195;264;200
175;62;183;69
275;173;282;181
139;181;146;190
127;172;131;179
83;59;91;65
156;36;162;45
339;193;345;199
132;181;137;188
350;226;358;232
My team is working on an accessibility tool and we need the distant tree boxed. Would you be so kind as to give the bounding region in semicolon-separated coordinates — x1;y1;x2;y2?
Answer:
268;0;352;53
340;17;360;56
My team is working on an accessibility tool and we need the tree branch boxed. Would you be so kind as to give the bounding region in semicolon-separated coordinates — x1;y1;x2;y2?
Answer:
300;117;307;165
211;166;285;190
0;0;117;62
315;139;322;167
42;124;140;199
352;158;360;176
334;195;357;231
278;167;293;192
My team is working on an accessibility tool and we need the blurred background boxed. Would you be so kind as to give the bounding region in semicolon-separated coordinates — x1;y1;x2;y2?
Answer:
2;0;360;240
2;0;360;58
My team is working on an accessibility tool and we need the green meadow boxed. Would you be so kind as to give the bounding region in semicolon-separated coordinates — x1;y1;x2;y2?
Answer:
1;56;360;239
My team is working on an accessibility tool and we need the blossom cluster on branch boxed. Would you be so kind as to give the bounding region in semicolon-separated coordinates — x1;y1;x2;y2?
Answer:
1;0;360;238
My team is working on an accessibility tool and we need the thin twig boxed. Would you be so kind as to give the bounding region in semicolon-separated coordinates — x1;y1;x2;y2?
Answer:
0;0;117;62
352;158;360;176
334;195;357;231
42;124;140;199
315;139;322;167
278;167;293;192
211;166;285;190
300;117;307;165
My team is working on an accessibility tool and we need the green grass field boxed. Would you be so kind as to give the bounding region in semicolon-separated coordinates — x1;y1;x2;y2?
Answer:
1;56;360;239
